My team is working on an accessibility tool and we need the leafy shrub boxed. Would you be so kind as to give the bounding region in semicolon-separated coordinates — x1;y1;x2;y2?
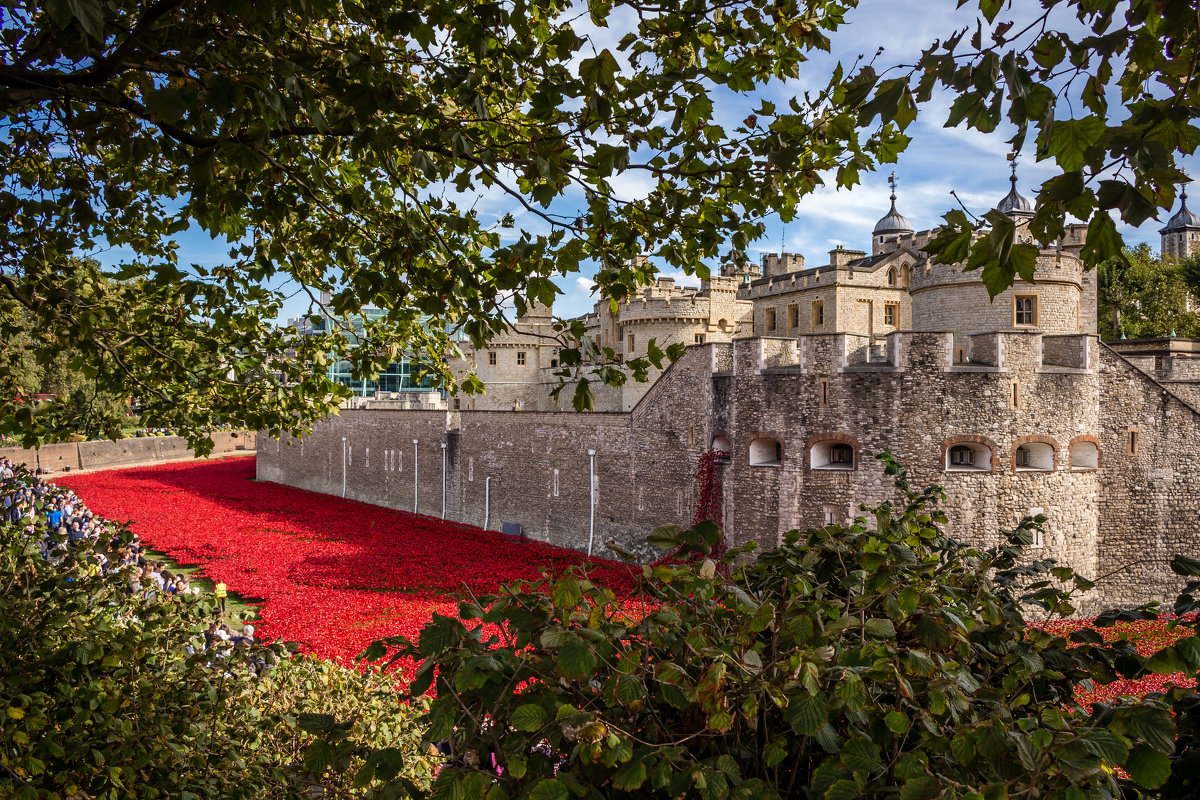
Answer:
0;500;431;799
378;456;1200;800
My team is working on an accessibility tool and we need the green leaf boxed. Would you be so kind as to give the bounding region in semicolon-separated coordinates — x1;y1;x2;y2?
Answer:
1171;554;1200;576
1048;116;1105;172
557;636;596;681
1125;708;1176;753
840;738;882;772
528;778;569;800
646;525;682;549
787;691;827;736
1123;745;1172;789
1144;646;1187;675
303;740;333;773
884;711;911;734
511;703;549;732
551;574;582;609
864;618;896;639
612;758;647;790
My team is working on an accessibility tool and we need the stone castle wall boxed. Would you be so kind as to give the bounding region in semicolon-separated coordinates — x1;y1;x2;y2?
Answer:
262;334;1200;612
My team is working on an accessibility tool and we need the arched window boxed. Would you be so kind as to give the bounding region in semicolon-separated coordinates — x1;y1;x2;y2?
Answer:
810;440;855;470
887;267;897;286
901;263;911;287
946;442;992;472
1070;440;1099;470
1014;442;1055;472
749;437;782;466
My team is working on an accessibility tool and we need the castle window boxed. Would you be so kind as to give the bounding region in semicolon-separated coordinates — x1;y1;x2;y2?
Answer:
822;505;842;526
811;300;824;331
517;351;527;366
818;378;830;407
749;437;783;467
627;333;635;352
887;267;897;286
901;264;911;287
810;439;855;471
1070;440;1099;470
488;351;497;366
1014;442;1054;472
1127;428;1139;456
1013;294;1038;327
694;333;705;345
884;304;899;327
711;436;731;462
946;442;992;472
765;307;777;332
788;304;800;329
954;346;968;364
1010;381;1021;410
453;398;461;410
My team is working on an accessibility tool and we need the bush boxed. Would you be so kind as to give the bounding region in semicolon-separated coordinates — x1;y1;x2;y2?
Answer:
0;496;432;799
377;456;1200;800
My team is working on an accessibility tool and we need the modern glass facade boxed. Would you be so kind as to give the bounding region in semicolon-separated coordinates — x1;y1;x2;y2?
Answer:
299;307;441;398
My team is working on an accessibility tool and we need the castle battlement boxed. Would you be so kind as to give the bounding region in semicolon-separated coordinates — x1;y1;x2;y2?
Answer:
714;330;1098;378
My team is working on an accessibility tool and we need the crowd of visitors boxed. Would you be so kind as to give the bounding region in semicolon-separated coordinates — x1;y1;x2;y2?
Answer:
1;456;264;668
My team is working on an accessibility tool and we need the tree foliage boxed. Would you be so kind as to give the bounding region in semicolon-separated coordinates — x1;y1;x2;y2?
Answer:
0;488;432;799
1098;244;1200;340
369;457;1200;800
2;0;1197;446
917;0;1200;295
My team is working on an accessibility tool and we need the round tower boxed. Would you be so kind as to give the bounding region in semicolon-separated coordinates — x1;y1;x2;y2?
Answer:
910;159;1086;350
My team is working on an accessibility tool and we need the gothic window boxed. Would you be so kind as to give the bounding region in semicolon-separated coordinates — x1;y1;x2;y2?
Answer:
887;267;897;286
901;264;911;287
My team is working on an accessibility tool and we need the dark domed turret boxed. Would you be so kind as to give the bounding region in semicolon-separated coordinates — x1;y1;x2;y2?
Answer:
1160;185;1200;260
1159;187;1200;234
997;156;1034;219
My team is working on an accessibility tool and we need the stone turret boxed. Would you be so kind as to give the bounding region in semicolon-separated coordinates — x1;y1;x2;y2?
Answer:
997;156;1035;220
872;173;915;255
1160;185;1200;260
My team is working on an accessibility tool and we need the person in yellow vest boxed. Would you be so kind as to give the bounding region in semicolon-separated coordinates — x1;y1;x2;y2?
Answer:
214;580;227;614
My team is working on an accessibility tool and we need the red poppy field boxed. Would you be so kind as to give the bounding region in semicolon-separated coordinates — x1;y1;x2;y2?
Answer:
57;456;1193;702
59;456;637;672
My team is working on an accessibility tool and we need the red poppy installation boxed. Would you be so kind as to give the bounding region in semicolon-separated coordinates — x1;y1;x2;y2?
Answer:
60;457;636;675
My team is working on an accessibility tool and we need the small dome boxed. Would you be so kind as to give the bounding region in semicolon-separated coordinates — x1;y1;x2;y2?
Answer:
873;193;913;236
1159;188;1200;233
997;175;1034;219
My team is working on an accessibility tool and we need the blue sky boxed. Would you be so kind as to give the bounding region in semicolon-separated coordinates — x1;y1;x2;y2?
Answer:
158;0;1199;323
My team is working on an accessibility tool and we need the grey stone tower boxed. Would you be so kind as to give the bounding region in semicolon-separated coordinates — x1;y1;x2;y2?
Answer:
1160;186;1200;260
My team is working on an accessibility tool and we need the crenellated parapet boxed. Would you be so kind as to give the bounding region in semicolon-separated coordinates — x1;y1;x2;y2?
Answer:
714;330;1098;378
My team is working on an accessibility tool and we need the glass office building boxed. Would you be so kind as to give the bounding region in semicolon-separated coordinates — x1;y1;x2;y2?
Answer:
294;304;442;398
